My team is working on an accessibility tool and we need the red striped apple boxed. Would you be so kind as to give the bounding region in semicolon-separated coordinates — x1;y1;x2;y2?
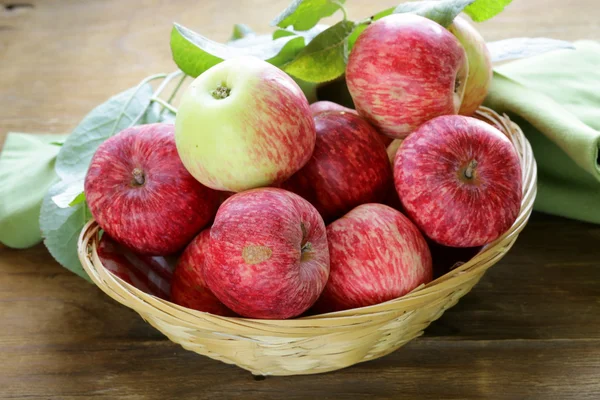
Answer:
204;188;330;319
175;56;316;192
85;123;219;255
313;204;432;313
347;14;468;138
309;100;357;116
97;234;174;300
282;111;392;222
170;229;236;316
394;115;522;247
448;16;493;116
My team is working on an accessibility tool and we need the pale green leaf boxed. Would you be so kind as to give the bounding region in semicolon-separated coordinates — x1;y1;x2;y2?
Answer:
271;0;346;31
40;180;92;281
230;23;254;41
55;84;154;182
170;23;307;77
0;133;66;249
393;0;475;27
464;0;513;22
284;20;355;83
488;38;575;63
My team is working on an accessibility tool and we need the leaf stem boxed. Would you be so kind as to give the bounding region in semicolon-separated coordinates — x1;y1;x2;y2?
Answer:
159;72;187;119
151;97;178;114
331;0;348;21
121;73;168;129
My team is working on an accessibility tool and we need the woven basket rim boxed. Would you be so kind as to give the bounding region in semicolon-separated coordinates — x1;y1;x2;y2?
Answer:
78;106;537;329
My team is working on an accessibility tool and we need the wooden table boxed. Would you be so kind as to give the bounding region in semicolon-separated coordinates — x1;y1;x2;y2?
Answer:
1;1;599;398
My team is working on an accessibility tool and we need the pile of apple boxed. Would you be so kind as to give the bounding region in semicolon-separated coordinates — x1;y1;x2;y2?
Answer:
84;15;522;319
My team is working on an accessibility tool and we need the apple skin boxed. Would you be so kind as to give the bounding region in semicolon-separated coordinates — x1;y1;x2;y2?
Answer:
309;100;357;116
448;16;493;116
85;123;219;255
204;188;330;319
175;56;316;192
170;229;237;316
282;111;393;222
97;233;174;300
386;139;403;165
394;115;522;247
346;14;469;138
309;101;392;147
313;204;432;313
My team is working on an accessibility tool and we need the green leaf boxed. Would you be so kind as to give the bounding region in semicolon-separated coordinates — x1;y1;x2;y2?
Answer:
69;191;86;207
271;0;346;31
40;180;92;281
55;83;154;182
51;178;84;208
142;102;176;124
0;133;67;249
230;23;254;41
171;23;308;77
464;0;512;22
488;37;575;63
284;20;355;83
274;29;296;39
393;0;475;27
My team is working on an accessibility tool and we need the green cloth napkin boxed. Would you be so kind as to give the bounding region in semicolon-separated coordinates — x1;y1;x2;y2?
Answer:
485;40;600;224
0;133;67;248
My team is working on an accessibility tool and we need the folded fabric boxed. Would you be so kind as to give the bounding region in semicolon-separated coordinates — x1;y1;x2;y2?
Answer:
0;133;68;248
485;40;600;224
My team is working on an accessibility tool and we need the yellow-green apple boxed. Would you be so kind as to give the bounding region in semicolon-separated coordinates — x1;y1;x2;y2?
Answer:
282;112;392;222
175;56;316;192
309;100;357;116
85;123;219;255
170;229;236;316
204;188;329;319
448;16;493;116
97;233;174;300
346;14;469;138
313;204;432;313
394;115;522;247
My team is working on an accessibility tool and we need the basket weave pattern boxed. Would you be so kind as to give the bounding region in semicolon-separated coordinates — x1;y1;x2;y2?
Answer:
78;107;537;376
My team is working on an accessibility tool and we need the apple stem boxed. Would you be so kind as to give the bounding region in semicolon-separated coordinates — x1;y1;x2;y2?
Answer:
211;84;231;99
454;76;461;93
132;168;145;186
464;160;478;180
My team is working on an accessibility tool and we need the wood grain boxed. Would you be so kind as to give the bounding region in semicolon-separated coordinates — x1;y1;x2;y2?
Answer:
1;0;600;398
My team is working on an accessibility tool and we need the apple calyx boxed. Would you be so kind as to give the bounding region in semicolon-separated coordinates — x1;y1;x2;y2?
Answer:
462;159;478;181
300;222;312;261
131;167;145;186
211;83;231;99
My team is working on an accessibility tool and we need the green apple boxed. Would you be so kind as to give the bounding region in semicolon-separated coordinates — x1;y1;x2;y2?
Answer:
175;57;316;192
448;16;493;116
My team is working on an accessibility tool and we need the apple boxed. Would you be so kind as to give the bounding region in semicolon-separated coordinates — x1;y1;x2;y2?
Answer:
175;56;316;192
282;111;392;222
313;204;432;313
309;100;357;116
448;16;493;116
97;233;174;300
394;115;522;247
346;14;468;138
204;188;329;319
170;229;236;316
85;123;219;255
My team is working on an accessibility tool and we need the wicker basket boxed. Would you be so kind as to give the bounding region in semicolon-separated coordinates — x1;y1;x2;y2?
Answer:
78;107;537;376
